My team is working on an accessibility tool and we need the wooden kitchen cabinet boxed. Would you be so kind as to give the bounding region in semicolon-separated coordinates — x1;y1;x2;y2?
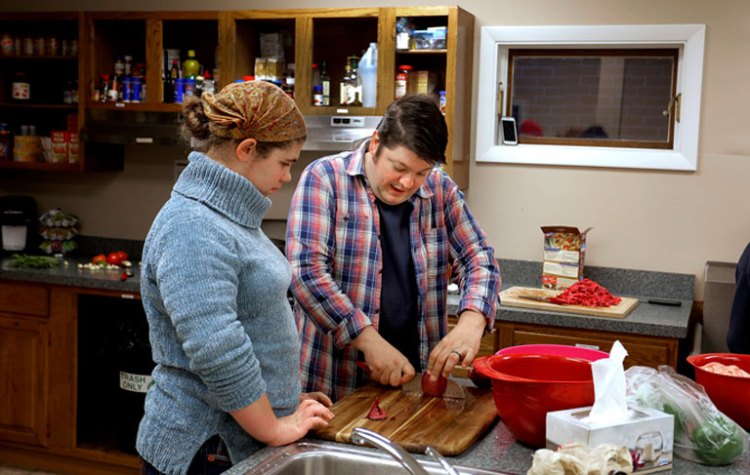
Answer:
0;281;50;447
0;281;140;475
220;6;473;186
0;12;89;172
497;321;679;368
83;11;219;112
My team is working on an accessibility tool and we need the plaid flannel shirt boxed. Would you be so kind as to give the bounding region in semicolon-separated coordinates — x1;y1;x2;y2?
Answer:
286;144;501;401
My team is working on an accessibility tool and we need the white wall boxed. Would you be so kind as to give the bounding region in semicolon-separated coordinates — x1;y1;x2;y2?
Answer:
2;0;749;299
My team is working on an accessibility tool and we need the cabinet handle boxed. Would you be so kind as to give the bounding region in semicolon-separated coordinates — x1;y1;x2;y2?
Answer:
575;343;600;351
135;137;154;144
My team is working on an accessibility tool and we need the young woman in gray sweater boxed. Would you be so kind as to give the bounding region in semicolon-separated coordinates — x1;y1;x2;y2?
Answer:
137;81;333;475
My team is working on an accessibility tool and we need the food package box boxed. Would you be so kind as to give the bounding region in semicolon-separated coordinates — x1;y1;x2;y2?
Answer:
67;132;79;164
547;406;674;474
50;130;68;164
541;226;592;290
407;70;438;95
13;135;42;162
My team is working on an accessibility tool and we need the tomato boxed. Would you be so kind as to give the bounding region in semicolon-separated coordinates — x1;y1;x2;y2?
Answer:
106;250;129;266
421;372;447;398
106;252;122;265
366;398;387;420
92;254;107;265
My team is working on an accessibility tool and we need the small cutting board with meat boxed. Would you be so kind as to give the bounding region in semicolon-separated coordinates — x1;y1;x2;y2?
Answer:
313;383;497;456
500;286;639;318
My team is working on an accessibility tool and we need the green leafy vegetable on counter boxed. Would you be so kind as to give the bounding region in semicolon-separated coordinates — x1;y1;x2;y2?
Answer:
691;415;745;466
8;254;61;269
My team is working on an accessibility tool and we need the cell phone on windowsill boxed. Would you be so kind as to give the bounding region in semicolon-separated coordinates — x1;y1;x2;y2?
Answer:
500;117;518;145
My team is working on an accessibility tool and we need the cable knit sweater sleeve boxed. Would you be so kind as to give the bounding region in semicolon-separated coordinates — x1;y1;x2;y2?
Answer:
150;216;266;412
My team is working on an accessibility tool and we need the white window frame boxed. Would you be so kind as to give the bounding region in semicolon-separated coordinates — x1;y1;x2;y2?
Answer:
475;24;705;171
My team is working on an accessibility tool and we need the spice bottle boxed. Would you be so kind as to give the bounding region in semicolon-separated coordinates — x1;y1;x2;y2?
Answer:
183;50;200;79
0;123;12;161
320;61;331;106
11;71;30;101
395;65;412;99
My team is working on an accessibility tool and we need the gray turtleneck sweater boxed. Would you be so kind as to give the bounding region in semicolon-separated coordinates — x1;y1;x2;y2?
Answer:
136;151;300;475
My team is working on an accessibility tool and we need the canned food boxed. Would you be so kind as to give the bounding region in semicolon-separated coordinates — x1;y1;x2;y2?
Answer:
1;33;13;56
22;37;34;56
46;37;59;56
33;37;45;56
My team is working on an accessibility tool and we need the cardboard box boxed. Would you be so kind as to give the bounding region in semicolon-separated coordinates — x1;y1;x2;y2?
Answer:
541;225;591;290
546;406;674;474
50;130;68;164
67;132;79;164
407;70;438;95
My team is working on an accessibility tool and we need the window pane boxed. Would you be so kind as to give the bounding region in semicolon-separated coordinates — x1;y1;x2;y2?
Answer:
507;49;677;147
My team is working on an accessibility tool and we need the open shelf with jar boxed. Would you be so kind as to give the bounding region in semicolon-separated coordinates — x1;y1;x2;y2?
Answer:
389;6;474;187
0;12;88;172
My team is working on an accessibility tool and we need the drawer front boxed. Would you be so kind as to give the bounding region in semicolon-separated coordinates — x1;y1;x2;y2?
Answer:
0;281;50;317
498;321;678;368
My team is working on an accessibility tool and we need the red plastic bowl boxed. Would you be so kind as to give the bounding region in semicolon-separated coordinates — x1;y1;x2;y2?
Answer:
473;353;595;448
687;353;750;429
496;344;609;362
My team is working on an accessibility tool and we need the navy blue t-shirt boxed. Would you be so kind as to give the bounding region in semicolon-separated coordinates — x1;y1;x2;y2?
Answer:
376;198;421;371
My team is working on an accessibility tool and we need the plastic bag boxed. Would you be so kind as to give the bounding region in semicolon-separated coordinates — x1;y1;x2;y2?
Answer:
625;365;748;466
528;443;632;475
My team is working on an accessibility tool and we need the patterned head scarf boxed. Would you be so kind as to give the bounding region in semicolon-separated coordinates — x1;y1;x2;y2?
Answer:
201;80;306;142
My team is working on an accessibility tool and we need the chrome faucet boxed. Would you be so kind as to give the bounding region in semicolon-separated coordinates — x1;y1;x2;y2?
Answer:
350;427;429;475
426;446;459;475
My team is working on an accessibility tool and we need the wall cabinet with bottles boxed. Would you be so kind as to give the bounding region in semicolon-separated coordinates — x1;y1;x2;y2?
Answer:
0;13;87;172
220;6;472;186
3;6;473;185
84;12;219;113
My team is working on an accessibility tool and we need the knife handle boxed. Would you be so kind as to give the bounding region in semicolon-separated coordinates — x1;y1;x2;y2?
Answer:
356;361;371;373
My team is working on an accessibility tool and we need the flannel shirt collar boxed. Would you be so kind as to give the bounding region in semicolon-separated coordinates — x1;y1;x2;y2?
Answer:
346;140;434;200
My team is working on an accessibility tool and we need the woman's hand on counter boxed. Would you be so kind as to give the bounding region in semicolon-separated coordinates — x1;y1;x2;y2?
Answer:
230;393;334;447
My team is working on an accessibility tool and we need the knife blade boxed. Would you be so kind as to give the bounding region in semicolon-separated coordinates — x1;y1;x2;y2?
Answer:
402;373;466;399
357;362;465;399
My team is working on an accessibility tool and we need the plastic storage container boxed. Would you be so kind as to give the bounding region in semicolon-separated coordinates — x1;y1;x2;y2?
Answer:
358;42;377;108
702;261;737;353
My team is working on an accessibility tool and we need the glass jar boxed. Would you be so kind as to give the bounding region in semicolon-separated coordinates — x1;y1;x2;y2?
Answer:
395;65;412;99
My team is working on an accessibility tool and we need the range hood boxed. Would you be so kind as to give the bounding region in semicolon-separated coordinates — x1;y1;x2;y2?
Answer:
302;115;380;152
82;109;182;146
83;109;379;152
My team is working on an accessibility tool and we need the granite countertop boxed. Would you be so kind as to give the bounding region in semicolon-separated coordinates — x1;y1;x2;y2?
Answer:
226;420;749;475
0;255;141;294
1;256;693;339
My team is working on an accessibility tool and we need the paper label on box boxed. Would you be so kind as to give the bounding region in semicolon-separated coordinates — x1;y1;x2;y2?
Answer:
543;261;581;278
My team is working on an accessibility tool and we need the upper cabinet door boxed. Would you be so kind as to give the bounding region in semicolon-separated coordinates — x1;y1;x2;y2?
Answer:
85;12;219;113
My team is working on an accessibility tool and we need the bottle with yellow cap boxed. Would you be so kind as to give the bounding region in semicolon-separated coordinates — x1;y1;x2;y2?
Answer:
183;50;200;79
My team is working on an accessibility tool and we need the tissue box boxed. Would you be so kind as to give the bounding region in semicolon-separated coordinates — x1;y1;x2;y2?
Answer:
546;406;674;474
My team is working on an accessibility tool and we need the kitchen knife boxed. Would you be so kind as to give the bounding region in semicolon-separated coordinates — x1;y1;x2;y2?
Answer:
357;362;465;399
402;373;466;399
514;288;560;303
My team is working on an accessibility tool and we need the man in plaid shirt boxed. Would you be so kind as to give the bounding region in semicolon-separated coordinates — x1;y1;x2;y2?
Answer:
287;95;501;401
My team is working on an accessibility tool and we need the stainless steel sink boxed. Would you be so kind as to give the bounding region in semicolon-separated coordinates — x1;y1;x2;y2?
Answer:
238;442;508;475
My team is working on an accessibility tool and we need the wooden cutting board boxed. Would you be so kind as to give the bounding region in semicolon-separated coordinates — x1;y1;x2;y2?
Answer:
500;286;639;319
313;383;497;456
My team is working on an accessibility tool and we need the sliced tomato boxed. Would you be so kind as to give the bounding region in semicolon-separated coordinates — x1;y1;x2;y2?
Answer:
366;398;387;420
